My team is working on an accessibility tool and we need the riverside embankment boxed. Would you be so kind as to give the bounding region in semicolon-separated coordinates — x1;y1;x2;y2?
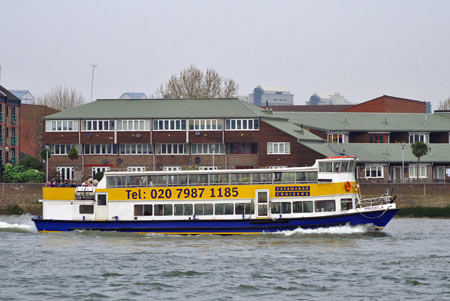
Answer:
0;183;449;215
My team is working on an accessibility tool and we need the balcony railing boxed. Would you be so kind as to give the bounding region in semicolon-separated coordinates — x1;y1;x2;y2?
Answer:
11;115;17;125
11;136;17;146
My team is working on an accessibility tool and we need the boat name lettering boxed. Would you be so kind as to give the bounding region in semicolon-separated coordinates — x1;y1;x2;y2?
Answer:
363;205;385;211
275;186;310;197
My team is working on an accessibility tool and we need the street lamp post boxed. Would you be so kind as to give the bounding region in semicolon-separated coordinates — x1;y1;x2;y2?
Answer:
45;144;50;182
90;64;97;102
401;144;405;183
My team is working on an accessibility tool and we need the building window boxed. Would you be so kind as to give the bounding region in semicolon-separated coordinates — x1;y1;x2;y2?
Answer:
409;133;428;143
45;120;79;132
369;133;388;143
92;167;110;179
327;133;346;143
267;142;290;155
365;166;384;178
225;119;259;130
84;144;118;155
433;166;445;181
155;144;188;155
186;119;223;131
117;120;150;131
154;119;187;131
191;143;225;154
57;167;74;180
119;144;153;155
227;143;258;154
128;166;147;172
163;166;181;171
199;166;218;170
409;164;428;179
51;144;77;155
81;120;115;131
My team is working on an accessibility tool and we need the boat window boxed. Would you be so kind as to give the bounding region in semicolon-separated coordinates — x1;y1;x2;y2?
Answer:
252;173;272;184
215;203;234;215
315;200;336;212
107;176;127;188
175;203;193;216
281;172;295;183
319;162;332;172
231;173;251;185
154;204;173;216
235;203;244;214
271;202;291;214
306;172;317;182
236;202;255;214
210;174;220;185
293;201;314;213
273;172;282;182
296;172;307;182
218;173;229;185
189;174;208;186
154;175;167;187
333;162;341;173
341;198;353;210
128;176;146;187
134;205;152;216
168;175;187;186
348;161;355;173
195;203;213;215
341;161;349;173
97;194;107;206
79;205;94;214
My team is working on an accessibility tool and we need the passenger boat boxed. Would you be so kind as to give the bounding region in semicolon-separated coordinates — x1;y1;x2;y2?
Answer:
32;156;398;234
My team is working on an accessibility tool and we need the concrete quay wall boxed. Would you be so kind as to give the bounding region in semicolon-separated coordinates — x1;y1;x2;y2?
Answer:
0;183;449;215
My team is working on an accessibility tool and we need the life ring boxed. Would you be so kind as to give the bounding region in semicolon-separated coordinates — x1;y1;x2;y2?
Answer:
344;181;351;192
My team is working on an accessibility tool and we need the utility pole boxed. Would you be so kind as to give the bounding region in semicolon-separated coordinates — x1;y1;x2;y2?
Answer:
90;64;97;102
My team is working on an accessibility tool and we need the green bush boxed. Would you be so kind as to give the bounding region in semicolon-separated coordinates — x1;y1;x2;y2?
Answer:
3;164;45;183
19;155;44;171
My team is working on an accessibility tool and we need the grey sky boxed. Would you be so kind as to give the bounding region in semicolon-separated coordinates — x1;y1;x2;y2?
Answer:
1;0;449;108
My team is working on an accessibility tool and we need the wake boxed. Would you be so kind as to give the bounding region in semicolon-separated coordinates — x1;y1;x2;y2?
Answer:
0;214;36;233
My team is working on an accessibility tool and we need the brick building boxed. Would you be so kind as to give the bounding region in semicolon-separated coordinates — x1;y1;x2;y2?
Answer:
20;104;59;158
43;98;330;181
0;85;20;165
340;95;429;113
278;111;450;182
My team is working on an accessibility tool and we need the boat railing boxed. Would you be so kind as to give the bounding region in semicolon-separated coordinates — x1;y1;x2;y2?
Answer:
357;195;393;208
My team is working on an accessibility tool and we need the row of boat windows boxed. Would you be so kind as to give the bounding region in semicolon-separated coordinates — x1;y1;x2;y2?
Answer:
319;161;356;173
79;199;353;216
106;171;318;187
130;199;352;216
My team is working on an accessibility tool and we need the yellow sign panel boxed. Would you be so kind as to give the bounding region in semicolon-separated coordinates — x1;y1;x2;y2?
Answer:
97;182;354;202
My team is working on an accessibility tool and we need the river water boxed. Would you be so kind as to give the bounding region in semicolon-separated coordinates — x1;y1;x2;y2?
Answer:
0;216;449;301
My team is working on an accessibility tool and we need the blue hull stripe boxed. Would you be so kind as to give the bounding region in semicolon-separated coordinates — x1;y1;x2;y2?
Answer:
32;209;398;233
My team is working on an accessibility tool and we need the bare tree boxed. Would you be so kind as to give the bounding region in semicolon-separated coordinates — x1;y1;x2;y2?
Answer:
438;97;450;110
36;86;85;110
155;65;239;99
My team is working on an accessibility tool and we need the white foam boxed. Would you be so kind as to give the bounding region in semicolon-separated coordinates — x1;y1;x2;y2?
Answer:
0;215;36;232
279;224;371;236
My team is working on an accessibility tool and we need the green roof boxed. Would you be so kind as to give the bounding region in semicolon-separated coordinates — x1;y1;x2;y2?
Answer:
276;112;450;132
327;143;450;163
46;98;278;120
261;118;323;141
